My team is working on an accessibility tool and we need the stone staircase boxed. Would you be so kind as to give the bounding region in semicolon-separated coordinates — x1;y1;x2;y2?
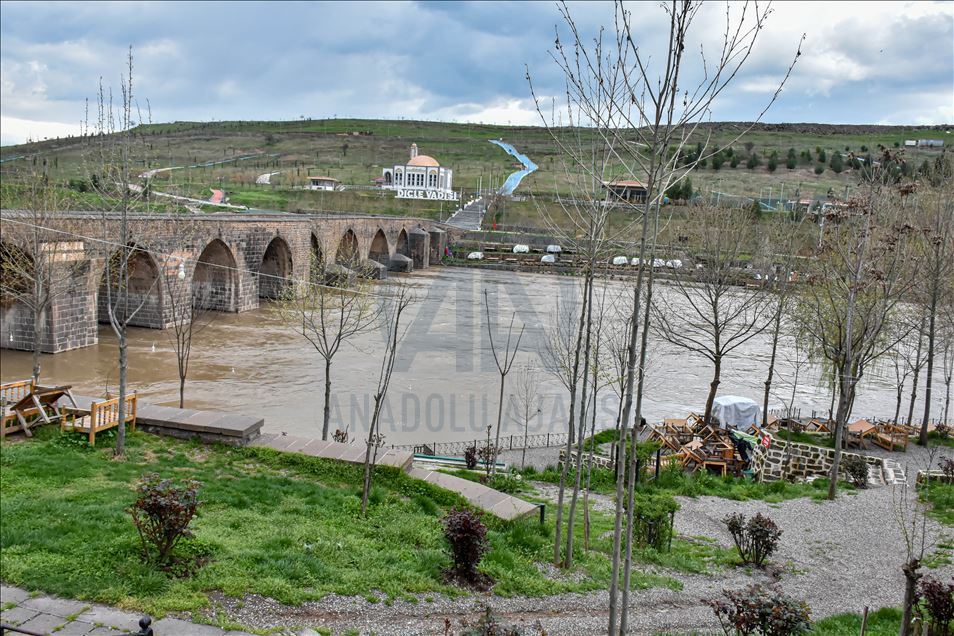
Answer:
881;457;907;485
446;196;488;230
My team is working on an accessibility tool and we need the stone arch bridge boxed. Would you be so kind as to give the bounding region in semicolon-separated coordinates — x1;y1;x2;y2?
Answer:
0;211;454;353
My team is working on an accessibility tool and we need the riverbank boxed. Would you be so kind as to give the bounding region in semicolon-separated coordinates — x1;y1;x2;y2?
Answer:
3;428;950;635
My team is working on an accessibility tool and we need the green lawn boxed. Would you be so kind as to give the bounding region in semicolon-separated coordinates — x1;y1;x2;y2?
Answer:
0;429;731;618
813;608;902;635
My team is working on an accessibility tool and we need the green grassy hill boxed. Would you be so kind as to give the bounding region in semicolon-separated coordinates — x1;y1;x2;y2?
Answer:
1;118;949;225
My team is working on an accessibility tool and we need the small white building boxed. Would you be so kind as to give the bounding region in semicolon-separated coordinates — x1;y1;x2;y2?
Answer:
308;176;339;191
382;143;457;201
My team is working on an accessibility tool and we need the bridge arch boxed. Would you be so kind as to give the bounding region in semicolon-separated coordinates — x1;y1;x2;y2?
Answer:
335;229;360;267
396;228;410;257
309;233;324;280
368;228;390;264
97;244;163;327
194;239;238;312
259;236;293;299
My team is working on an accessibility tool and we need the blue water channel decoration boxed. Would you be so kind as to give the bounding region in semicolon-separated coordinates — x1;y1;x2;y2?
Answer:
489;139;538;195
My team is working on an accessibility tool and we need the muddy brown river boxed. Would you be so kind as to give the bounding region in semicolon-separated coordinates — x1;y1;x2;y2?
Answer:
0;268;943;445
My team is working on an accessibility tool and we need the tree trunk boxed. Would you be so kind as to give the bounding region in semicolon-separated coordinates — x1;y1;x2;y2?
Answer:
907;318;925;427
828;369;855;500
31;304;42;386
762;306;783;426
116;332;128;457
322;358;332;440
894;382;904;427
553;272;589;566
703;357;722;425
900;558;921;636
564;269;595;569
491;374;506;477
179;376;186;409
919;291;937;445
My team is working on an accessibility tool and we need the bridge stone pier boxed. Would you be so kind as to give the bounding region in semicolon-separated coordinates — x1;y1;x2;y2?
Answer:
0;211;454;354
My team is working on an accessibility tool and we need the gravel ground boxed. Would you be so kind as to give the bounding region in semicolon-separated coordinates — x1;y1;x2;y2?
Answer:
496;446;563;472
192;443;952;635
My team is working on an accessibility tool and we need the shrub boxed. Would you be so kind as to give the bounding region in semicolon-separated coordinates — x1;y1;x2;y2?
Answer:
724;512;782;567
464;445;478;470
129;473;201;565
936;423;951;440
814;164;825;175
489;471;522;494
458;605;544;636
829;152;844;173
730;155;740;168
940;456;954;481
442;507;489;579
746;154;760;170
841;455;869;489
918;576;954;635
633;493;679;552
706;584;812;636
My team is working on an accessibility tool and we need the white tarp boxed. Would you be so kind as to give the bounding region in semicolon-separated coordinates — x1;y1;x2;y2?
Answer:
541;254;556;263
546;244;562;253
712;395;761;429
612;256;629;266
467;251;484;260
513;244;530;253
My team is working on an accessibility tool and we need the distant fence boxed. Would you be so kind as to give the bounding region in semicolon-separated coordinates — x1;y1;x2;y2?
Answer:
391;432;570;456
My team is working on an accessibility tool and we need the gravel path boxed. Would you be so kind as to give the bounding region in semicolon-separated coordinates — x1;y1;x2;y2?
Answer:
196;448;951;635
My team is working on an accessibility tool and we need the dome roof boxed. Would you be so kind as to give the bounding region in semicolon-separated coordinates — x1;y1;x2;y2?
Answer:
407;154;440;167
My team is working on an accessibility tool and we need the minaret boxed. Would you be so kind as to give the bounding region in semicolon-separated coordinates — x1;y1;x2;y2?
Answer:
410;143;418;160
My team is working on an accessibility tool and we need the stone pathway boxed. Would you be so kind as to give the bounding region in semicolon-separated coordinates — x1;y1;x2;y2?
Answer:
251;434;414;470
407;467;540;521
0;585;255;636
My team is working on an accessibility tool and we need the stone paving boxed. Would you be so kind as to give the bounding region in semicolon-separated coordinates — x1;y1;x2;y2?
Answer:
1;585;260;636
251;433;414;470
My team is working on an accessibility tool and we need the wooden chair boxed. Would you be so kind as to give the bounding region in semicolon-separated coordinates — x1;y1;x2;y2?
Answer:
7;385;77;437
872;424;908;452
1;379;34;438
62;393;137;446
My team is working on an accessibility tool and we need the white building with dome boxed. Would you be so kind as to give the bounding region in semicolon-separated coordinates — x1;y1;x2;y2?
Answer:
382;143;458;201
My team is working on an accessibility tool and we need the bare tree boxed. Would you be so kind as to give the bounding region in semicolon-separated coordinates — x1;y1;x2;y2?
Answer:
914;175;954;444
760;214;804;426
0;165;81;386
892;448;940;636
651;206;773;424
511;359;541;470
360;283;414;516
483;289;525;477
528;2;802;630
162;255;215;408
905;316;928;427
796;178;914;500
86;48;173;457
276;259;378;440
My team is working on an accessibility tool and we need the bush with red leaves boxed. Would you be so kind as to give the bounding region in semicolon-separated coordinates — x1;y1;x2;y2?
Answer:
705;584;811;636
442;507;489;580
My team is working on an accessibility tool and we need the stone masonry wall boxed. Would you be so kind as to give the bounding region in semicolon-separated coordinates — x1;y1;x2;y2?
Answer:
758;435;882;482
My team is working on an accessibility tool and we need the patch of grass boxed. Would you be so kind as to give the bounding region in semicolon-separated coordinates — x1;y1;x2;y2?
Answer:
927;431;954;448
921;482;954;526
813;607;902;635
775;429;836;448
0;430;684;618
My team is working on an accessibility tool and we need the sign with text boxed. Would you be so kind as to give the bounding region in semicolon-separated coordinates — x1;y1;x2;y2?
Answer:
396;188;459;201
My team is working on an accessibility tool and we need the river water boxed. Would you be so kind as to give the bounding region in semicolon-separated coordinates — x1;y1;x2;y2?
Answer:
0;268;943;445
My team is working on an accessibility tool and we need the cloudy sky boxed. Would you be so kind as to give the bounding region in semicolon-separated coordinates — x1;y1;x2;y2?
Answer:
1;1;951;146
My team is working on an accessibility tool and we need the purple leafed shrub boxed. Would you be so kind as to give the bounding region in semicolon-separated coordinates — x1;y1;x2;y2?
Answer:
724;512;782;567
442;507;489;580
918;576;954;635
129;473;201;565
705;584;811;636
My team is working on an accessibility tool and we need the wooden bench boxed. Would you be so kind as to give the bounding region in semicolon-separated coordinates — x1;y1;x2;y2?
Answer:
62;393;138;446
1;379;34;437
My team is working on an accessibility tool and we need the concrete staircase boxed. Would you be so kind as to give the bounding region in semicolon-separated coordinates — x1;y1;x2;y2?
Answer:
446;196;487;230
